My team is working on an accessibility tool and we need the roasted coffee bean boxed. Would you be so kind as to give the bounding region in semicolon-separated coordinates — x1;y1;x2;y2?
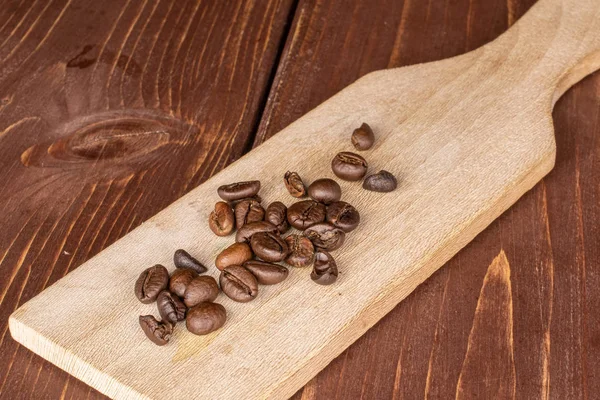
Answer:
208;201;235;236
217;180;261;201
363;170;397;192
220;265;259;302
139;315;173;346
250;232;289;262
234;199;265;229
156;291;186;324
331;152;368;181
243;260;289;285
326;201;360;232
134;265;169;304
308;178;342;205
215;242;253;270
351;122;375;150
174;249;207;273
235;221;278;243
183;276;220;307
311;251;338;285
303;222;345;251
284;171;306;197
284;234;315;268
265;201;289;234
169;268;198;297
287;200;326;230
186;302;227;335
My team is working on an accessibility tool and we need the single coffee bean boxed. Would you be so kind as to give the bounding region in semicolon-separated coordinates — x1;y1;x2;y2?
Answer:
208;201;235;236
235;221;278;243
217;180;261;201
311;251;338;285
265;201;289;234
326;201;360;232
134;265;169;304
183;275;220;307
174;249;207;273
307;178;342;205
303;222;345;251
139;315;173;346
284;171;306;197
220;265;259;302
186;302;227;335
156;290;186;325
243;260;289;285
286;200;326;230
250;232;289;262
331;151;368;181
363;170;397;192
215;242;253;270
351;122;375;150
169;268;198;297
234;199;265;229
284;234;315;268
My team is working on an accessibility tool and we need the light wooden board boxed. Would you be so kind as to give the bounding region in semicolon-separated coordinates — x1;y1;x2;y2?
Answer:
9;0;600;399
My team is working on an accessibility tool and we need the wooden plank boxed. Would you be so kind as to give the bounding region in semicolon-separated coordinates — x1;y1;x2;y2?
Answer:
8;0;600;399
0;1;295;399
254;0;600;399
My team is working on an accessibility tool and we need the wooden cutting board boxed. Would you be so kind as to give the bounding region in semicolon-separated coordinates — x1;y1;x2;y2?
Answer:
9;0;600;399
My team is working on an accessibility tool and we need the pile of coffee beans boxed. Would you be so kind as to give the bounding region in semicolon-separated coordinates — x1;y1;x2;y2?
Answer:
135;122;396;345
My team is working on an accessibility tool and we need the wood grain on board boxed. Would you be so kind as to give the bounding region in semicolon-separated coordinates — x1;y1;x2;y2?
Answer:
0;0;599;399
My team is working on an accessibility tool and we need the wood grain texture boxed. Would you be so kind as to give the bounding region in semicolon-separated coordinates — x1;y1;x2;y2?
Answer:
0;0;295;399
254;0;600;399
1;0;599;400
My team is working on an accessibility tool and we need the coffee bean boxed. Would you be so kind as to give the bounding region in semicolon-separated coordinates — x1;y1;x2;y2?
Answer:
235;221;278;243
363;170;397;192
250;232;289;262
351;122;375;150
287;200;326;230
215;242;253;270
217;180;261;201
208;202;235;236
284;234;315;268
174;249;207;273
139;315;173;346
265;201;289;234
169;268;198;298
183;275;220;307
134;265;169;304
186;302;227;335
331;152;368;181
311;251;338;285
220;265;259;302
284;171;306;197
307;178;342;205
326;201;360;232
303;222;345;251
234;199;265;229
243;260;289;285
156;290;186;325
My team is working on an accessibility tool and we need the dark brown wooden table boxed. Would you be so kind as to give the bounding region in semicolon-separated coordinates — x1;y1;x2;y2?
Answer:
0;0;598;398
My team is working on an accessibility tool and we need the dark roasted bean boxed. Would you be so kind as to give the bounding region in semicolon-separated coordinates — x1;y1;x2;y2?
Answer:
215;242;253;270
169;268;198;298
234;199;265;229
183;275;220;307
363;170;397;192
208;202;235;236
286;200;326;230
307;178;342;205
303;222;345;251
284;171;306;197
284;234;315;268
265;201;289;234
351;122;375;150
250;232;289;262
219;265;259;303
331;151;368;181
326;201;360;232
186;302;227;335
174;249;207;273
156;291;186;324
311;251;338;285
235;221;278;243
243;260;289;285
217;180;261;201
139;315;173;345
134;265;169;304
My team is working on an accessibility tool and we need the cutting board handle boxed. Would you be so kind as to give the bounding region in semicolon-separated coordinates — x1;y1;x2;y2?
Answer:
503;0;600;104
